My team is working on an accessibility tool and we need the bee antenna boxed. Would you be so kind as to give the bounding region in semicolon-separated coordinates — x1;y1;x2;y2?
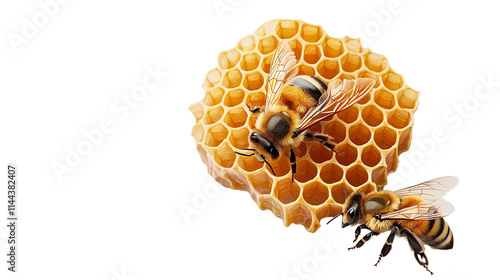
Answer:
243;148;256;151
262;156;276;176
234;151;255;157
326;212;342;225
342;187;349;200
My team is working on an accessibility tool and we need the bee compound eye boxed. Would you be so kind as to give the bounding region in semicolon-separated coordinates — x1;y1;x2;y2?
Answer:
346;209;355;223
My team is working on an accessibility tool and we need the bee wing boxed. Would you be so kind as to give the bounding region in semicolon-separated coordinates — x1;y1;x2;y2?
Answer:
393;176;459;204
265;41;298;112
295;78;375;134
379;198;455;221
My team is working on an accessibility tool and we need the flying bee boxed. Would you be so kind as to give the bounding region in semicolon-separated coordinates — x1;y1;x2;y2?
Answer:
328;176;458;275
235;41;376;181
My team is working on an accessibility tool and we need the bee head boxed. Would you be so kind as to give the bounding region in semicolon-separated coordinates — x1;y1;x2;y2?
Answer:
266;111;292;140
250;132;279;160
326;187;361;227
342;193;362;228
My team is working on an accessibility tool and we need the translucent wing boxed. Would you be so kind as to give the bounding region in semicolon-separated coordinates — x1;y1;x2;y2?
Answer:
379;198;455;221
265;41;298;112
296;78;375;135
380;176;458;221
393;176;459;204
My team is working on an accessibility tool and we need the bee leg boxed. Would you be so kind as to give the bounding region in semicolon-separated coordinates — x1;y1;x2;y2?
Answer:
304;132;331;147
353;225;368;243
246;104;261;114
304;132;343;156
374;228;397;267
348;230;378;251
353;226;361;243
289;148;296;183
403;229;433;275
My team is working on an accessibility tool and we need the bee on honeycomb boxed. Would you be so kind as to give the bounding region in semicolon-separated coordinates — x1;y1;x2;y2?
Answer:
189;19;419;232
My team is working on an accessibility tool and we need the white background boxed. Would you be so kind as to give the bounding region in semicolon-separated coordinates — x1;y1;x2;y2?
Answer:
1;1;499;279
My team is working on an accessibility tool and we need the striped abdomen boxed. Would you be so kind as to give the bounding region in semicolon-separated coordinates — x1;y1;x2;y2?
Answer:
288;76;327;102
281;76;328;114
418;218;454;250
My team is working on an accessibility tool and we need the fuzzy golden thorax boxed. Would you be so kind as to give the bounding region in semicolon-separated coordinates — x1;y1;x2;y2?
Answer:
362;191;401;216
361;191;401;233
280;85;318;115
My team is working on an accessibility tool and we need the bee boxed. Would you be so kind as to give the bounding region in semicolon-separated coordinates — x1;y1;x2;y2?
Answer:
328;176;457;275
235;41;376;181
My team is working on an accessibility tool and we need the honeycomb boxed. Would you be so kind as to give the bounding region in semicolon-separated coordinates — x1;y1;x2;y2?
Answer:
188;19;419;232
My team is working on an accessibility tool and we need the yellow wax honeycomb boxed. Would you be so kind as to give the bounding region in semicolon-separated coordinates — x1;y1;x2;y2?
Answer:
189;19;419;232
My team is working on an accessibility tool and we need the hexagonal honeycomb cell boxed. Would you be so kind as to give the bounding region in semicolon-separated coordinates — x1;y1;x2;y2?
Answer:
189;19;419;232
